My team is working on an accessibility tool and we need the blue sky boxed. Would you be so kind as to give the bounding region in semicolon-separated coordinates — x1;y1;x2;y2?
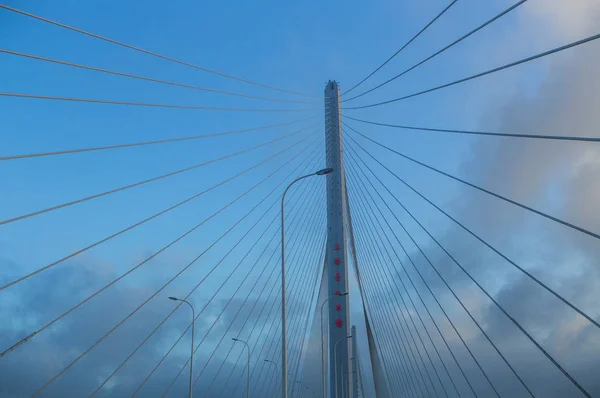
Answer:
2;0;600;396
0;0;529;281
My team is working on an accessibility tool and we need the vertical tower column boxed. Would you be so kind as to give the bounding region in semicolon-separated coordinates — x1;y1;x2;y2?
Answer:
324;80;351;397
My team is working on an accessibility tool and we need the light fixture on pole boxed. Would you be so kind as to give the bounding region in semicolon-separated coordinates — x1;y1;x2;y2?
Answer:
168;296;195;398
232;338;250;398
281;168;333;398
264;359;279;398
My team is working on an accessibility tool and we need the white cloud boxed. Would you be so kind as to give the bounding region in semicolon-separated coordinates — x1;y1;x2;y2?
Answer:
523;0;600;40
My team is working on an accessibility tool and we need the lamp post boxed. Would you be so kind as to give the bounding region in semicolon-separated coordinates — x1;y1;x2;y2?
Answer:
281;168;333;398
232;338;250;398
320;292;348;398
334;335;352;398
168;297;195;398
264;359;279;398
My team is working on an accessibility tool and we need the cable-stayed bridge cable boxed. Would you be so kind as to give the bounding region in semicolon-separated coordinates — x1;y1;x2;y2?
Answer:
29;136;320;396
345;160;461;397
343;193;410;396
92;141;324;395
0;4;316;98
0;117;316;161
177;213;321;397
343;0;458;95
346;135;535;396
345;115;600;143
237;215;326;398
0;49;312;104
352;248;407;397
345;202;424;396
241;221;325;391
348;189;445;398
137;190;317;396
211;211;323;397
344;149;478;397
164;190;308;397
344;191;411;396
209;145;329;397
92;190;279;396
274;236;325;398
0;125;314;228
345;123;600;250
345;124;600;330
215;214;325;398
208;188;323;398
8;142;306;366
0;129;316;300
0;92;317;112
344;0;528;102
131;147;324;396
156;148;325;396
347;135;591;396
255;236;325;398
344;138;502;397
350;221;423;396
195;223;324;397
346;30;600;109
0;135;316;359
346;131;593;397
0;138;305;360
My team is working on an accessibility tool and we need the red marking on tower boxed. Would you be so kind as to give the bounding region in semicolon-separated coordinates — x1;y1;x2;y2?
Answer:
334;243;340;251
334;257;341;265
335;319;344;328
336;304;342;311
335;290;342;296
335;272;341;282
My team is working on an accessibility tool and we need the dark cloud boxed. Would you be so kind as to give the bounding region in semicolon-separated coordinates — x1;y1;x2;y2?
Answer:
346;3;600;396
0;248;319;398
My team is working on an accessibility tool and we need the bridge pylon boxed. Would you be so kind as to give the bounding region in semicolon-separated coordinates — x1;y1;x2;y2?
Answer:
324;80;352;397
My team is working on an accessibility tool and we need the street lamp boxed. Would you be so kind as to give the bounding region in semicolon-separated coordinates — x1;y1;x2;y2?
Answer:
281;168;333;398
320;292;348;398
264;359;279;398
168;297;195;398
232;338;250;398
334;335;352;398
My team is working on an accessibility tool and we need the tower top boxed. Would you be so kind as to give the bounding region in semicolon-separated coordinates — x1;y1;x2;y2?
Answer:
325;80;340;94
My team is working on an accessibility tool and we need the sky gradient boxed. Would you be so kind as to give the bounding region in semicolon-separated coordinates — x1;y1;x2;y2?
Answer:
1;0;600;397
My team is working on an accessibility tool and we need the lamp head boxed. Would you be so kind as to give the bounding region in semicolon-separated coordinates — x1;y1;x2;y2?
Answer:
315;168;334;176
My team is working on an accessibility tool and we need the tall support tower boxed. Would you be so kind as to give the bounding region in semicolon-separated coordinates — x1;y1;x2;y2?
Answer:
324;80;351;397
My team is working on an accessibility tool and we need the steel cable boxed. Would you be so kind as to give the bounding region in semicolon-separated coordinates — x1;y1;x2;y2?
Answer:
0;117;315;161
0;4;317;98
346;30;600;109
29;137;319;396
344;0;528;102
